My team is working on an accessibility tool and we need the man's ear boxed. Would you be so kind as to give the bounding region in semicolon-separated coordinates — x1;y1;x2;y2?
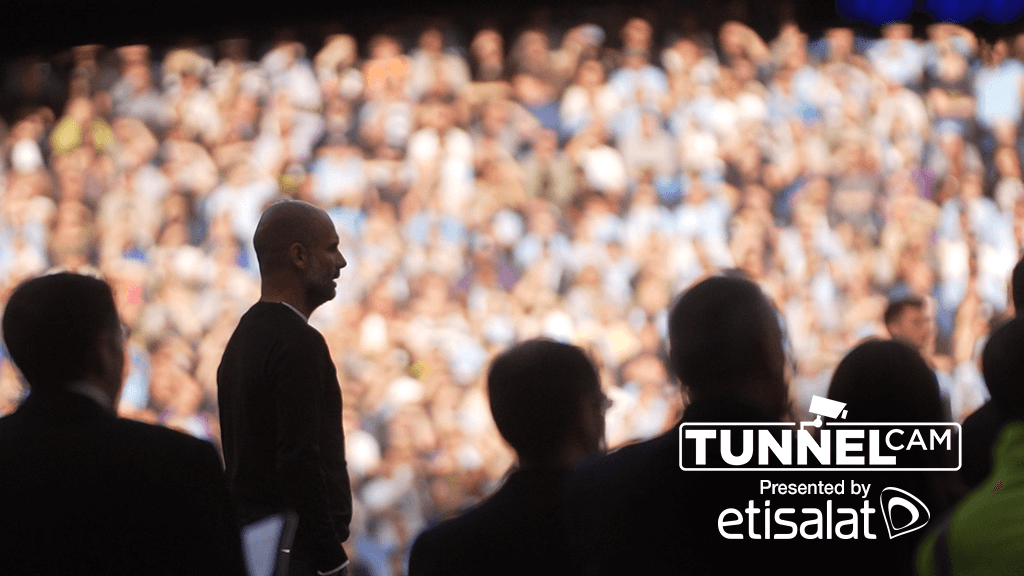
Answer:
288;242;309;269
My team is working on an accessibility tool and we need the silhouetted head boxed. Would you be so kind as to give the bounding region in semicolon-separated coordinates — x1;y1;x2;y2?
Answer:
2;273;124;400
253;200;346;314
1012;257;1024;313
884;295;929;351
982;318;1024;421
668;275;788;419
487;339;605;467
829;338;962;517
828;339;943;423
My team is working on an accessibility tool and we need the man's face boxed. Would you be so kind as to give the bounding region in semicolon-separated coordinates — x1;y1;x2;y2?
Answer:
302;215;347;309
890;306;930;351
828;28;853;58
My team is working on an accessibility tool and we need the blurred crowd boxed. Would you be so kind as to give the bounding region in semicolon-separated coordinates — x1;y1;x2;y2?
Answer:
1;11;1024;575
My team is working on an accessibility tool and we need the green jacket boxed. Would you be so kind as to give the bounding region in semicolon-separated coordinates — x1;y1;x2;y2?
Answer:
917;422;1024;575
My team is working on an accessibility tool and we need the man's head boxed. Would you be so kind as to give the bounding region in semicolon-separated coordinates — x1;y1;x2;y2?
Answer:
2;273;124;400
487;339;605;467
828;339;943;423
884;295;929;351
668;275;788;419
253;200;347;314
982;318;1024;421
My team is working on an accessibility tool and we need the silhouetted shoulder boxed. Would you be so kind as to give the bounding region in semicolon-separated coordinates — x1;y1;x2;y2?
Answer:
230;302;329;349
116;417;222;464
571;431;678;493
410;469;574;576
240;301;316;331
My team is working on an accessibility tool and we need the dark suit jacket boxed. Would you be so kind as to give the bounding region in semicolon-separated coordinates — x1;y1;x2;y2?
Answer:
0;387;246;576
218;301;352;574
408;468;575;576
564;396;785;576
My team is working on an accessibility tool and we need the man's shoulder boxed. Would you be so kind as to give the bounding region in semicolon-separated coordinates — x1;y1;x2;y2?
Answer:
251;302;323;334
565;431;682;516
0;407;36;458
574;430;677;483
226;302;325;351
416;472;564;545
416;486;511;547
0;408;223;504
411;473;573;576
0;395;198;453
116;416;209;445
0;408;23;431
238;301;305;327
115;418;221;468
413;510;478;550
410;509;489;576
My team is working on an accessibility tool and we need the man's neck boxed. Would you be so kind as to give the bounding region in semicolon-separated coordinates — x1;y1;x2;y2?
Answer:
66;381;117;413
277;301;308;322
260;284;314;319
518;444;597;471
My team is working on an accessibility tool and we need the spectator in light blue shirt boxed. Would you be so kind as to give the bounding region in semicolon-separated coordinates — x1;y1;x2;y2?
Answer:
202;161;280;275
674;174;732;269
608;48;668;139
866;23;926;90
619;109;677;193
117;340;151;413
973;37;1024;163
513;73;561;137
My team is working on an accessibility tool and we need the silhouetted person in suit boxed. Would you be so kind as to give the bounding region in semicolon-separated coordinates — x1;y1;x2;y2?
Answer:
0;272;246;576
564;274;792;575
960;256;1024;488
827;339;964;576
218;200;352;576
408;338;607;576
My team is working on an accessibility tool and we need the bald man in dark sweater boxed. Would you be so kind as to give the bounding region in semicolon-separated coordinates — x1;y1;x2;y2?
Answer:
218;200;352;576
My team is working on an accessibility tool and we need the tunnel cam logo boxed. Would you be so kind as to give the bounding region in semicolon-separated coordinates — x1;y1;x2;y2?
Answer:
679;396;961;471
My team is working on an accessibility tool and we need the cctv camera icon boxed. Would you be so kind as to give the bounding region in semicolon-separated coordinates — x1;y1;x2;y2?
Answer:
804;396;848;428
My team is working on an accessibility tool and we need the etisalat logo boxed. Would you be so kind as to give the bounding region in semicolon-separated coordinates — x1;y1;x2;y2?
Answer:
679;396;961;541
